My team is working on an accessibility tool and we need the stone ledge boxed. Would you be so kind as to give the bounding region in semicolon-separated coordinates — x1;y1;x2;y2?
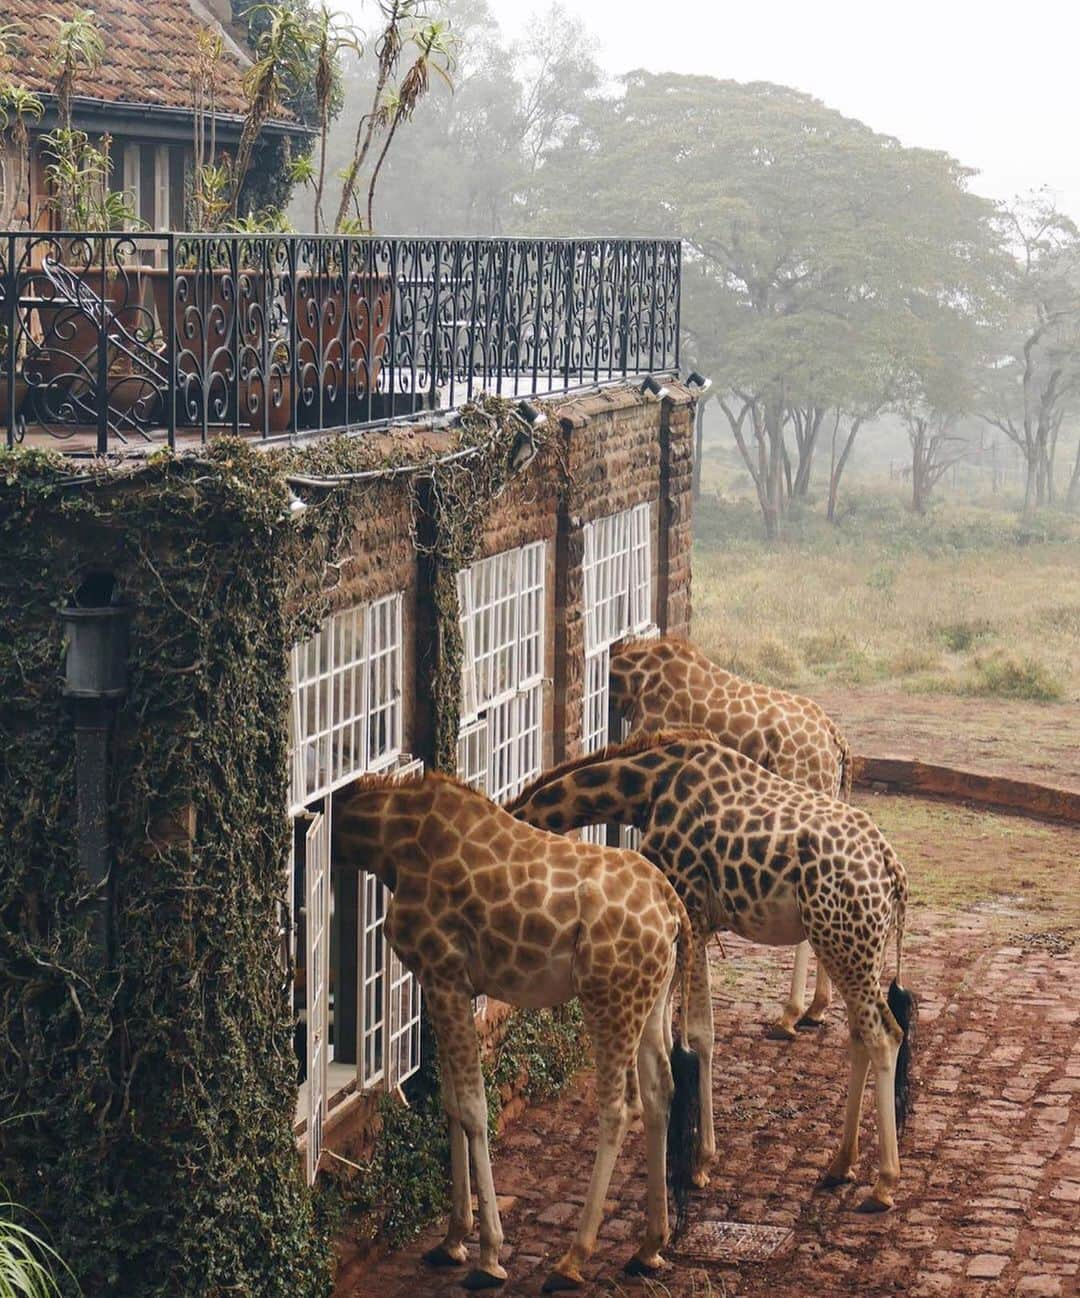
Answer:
853;754;1080;825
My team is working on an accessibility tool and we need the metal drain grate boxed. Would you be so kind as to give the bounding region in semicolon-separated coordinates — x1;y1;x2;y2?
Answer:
672;1220;795;1263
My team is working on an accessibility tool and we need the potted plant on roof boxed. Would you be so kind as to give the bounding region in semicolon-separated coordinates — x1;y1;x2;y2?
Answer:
288;1;455;425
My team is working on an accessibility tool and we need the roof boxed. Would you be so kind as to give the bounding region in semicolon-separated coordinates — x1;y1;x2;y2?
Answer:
4;0;255;117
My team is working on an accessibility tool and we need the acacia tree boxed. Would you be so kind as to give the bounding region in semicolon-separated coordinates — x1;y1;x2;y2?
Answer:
531;74;1002;538
981;193;1080;514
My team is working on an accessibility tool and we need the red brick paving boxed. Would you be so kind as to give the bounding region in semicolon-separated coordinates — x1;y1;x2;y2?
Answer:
342;909;1079;1298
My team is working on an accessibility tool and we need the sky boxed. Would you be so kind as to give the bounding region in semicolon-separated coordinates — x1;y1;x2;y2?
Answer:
446;0;1079;220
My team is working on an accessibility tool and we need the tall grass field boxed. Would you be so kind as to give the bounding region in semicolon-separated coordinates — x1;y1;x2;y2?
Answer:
692;491;1080;704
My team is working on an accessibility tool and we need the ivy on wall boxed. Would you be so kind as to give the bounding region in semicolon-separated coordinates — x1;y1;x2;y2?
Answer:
0;398;582;1294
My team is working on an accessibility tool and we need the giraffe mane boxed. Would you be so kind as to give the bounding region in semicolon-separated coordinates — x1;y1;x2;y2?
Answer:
507;725;720;810
613;633;691;658
338;768;488;801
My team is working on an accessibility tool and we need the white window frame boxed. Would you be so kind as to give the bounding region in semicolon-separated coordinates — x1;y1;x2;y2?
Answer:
457;542;547;1015
289;594;419;1172
457;541;546;803
291;594;404;812
122;144;141;231
304;810;330;1185
581;504;657;845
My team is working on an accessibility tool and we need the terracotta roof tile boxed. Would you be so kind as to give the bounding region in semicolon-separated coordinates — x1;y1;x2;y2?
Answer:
5;0;255;117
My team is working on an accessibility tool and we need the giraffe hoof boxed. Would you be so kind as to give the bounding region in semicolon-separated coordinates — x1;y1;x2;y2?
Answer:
424;1244;467;1268
623;1254;667;1279
796;1014;827;1030
855;1194;892;1214
765;1023;798;1042
541;1271;583;1292
462;1268;506;1290
820;1170;856;1190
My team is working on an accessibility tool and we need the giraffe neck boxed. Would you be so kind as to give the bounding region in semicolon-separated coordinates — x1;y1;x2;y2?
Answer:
507;749;684;834
333;783;434;891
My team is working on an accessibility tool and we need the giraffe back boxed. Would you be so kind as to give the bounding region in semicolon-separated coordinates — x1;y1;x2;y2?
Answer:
610;636;851;798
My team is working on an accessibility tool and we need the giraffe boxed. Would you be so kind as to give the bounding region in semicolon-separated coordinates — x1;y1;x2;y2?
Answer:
507;728;917;1211
610;635;854;1039
332;770;702;1292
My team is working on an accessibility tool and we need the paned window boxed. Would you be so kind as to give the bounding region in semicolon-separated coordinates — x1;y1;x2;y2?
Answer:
581;504;656;845
457;542;546;803
289;594;419;1178
291;594;403;809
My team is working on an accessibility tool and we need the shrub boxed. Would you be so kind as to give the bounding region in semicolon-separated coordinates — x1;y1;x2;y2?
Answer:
932;617;996;652
966;654;1065;702
889;645;942;676
0;1183;70;1298
800;629;855;667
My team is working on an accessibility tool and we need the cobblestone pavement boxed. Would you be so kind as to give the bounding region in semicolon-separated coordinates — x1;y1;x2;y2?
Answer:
345;908;1079;1298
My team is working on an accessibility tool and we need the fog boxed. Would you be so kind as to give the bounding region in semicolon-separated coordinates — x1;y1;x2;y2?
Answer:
341;0;1078;220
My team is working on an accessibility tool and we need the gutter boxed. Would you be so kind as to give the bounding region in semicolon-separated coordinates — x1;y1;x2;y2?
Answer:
31;93;312;144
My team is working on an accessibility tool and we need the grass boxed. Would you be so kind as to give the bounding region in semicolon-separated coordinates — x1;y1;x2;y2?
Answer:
0;1196;70;1298
691;490;1080;702
855;792;1080;929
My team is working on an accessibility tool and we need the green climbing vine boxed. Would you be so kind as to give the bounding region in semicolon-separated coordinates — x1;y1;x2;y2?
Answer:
0;398;584;1294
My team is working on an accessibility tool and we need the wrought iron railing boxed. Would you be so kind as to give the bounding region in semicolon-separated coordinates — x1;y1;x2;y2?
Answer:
1;233;681;453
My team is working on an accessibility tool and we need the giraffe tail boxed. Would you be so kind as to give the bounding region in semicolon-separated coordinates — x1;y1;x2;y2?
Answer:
667;897;701;1240
832;722;854;802
888;877;917;1135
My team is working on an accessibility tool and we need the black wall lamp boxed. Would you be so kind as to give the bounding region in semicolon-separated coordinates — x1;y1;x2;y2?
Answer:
640;375;671;401
61;576;129;960
687;371;713;393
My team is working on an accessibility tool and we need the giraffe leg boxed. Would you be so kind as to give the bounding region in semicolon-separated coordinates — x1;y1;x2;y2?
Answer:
425;987;507;1289
798;958;833;1029
822;1035;870;1189
624;976;675;1278
769;940;811;1040
543;1024;638;1291
685;937;715;1188
855;1017;902;1213
423;1111;471;1266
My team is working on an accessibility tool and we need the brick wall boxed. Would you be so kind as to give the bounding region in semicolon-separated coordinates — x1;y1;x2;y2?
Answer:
308;381;696;772
281;379;698;1162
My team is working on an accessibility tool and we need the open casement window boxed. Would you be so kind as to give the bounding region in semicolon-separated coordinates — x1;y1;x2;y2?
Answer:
288;594;418;1173
359;755;424;1091
581;504;657;846
456;541;547;1013
304;811;330;1185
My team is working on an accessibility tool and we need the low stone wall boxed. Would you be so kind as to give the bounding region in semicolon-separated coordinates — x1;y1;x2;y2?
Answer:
854;754;1080;825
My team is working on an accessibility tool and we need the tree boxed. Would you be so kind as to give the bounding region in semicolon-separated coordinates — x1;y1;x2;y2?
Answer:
228;3;316;219
305;0;599;236
981;192;1080;515
531;74;1002;537
328;0;454;234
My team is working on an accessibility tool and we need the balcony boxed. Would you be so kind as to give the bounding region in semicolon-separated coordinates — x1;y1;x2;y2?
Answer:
0;233;681;455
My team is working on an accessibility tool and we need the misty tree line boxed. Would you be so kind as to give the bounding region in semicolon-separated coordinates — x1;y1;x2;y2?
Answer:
294;0;1080;536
